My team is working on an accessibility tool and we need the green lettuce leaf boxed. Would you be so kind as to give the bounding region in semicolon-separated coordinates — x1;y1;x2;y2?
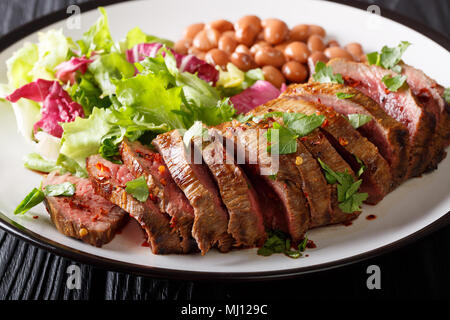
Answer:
78;7;114;55
6;42;39;88
14;188;45;215
43;182;76;197
126;27;174;49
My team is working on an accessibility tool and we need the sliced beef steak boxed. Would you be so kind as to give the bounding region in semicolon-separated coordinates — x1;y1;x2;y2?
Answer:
291;82;409;185
221;120;310;243
42;172;128;247
253;96;392;204
153;130;232;254
328;58;436;177
401;63;450;170
120;139;196;253
86;155;184;254
192;128;266;247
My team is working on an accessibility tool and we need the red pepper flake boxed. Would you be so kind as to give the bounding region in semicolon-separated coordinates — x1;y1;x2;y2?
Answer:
305;254;309;257
304;192;309;198
317;98;322;104
366;214;377;220
91;214;100;222
170;217;177;229
321;119;329;128
141;241;150;247
306;240;317;249
342;221;353;226
339;137;349;146
384;87;391;94
148;193;157;202
32;215;39;219
158;165;165;174
315;111;322;116
95;162;110;173
160;178;167;186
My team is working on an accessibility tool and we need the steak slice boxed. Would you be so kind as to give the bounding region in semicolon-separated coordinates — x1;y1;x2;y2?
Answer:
193;127;266;247
401;63;450;170
120;139;196;253
42;172;128;247
328;58;436;177
152;130;232;255
291;82;409;185
253;96;392;204
300;130;360;224
86;155;184;254
221;120;310;244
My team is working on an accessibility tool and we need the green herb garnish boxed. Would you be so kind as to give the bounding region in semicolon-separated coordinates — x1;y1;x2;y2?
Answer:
347;114;372;129
312;61;344;84
14;188;45;215
125;176;149;202
381;74;407;92
43;182;76;197
257;230;308;259
367;41;411;71
336;92;355;99
318;159;368;213
444;88;450;104
266;122;298;155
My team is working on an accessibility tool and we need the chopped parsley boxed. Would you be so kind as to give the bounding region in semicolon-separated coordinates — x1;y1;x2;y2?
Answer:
444;87;450;104
313;61;344;84
347;114;372;129
43;182;76;197
264;112;324;155
336;92;355;99
318;159;368;213
257;230;308;259
381;74;407;92
125;176;149;202
367;41;411;72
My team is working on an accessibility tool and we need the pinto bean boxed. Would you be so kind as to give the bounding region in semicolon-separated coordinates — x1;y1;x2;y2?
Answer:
307;51;328;75
206;19;234;33
262;66;285;88
345;42;364;57
324;47;354;60
284;41;310;63
174;39;192;55
290;24;310;42
235;44;251;55
263;19;289;45
250;41;270;56
282;61;308;82
308;24;326;37
307;35;326;52
205;49;230;69
234;15;262;46
218;33;238;54
183;23;205;40
193;29;221;51
254;47;285;67
230;52;257;71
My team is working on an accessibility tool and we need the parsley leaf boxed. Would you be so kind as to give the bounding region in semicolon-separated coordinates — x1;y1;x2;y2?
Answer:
336;92;355;99
43;182;76;197
14;188;45;215
282;113;325;137
444;88;450;104
312;61;344;84
381;74;407;92
125;176;149;202
355;156;366;177
367;41;411;71
265;122;298;155
257;230;307;259
317;158;368;213
235;114;254;123
347;114;372;129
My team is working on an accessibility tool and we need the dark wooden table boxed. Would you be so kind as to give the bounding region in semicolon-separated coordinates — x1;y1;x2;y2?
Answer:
0;0;449;300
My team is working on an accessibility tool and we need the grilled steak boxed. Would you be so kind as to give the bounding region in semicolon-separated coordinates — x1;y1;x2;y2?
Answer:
120;139;196;253
86;155;184;254
328;58;436;177
42;172;127;247
193;128;266;247
222;120;310;244
401;63;450;170
291;82;410;185
153;130;233;254
253;96;392;204
300;130;360;224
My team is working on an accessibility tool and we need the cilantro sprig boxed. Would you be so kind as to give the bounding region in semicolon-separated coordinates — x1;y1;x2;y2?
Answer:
313;61;344;84
125;176;149;202
318;159;368;213
367;41;411;72
257;230;308;259
336;92;355;99
264;112;325;155
347;114;372;129
381;74;407;92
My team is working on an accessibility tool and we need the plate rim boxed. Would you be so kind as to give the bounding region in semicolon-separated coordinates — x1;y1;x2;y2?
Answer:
0;0;449;281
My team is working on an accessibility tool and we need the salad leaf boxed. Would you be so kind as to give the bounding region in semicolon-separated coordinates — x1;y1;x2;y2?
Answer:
445;88;450;104
125;176;149;202
336;92;355;99
230;80;281;114
56;153;88;178
24;153;64;173
43;182;76;197
55;56;92;84
14;188;45;215
126;26;174;49
88;52;135;96
367;41;411;71
6;42;39;88
78;7;114;55
257;230;307;259
216;63;265;96
347;114;372;129
60;107;115;165
282;112;325;137
265;122;298;155
318;158;368;213
183;121;209;148
381;74;407;92
312;61;344;84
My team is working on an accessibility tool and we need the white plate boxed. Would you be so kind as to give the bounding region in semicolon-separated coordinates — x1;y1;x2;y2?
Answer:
0;0;449;280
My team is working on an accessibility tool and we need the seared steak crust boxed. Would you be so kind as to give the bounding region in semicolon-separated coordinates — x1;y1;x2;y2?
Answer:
328;59;436;177
222;120;310;243
253;96;392;204
86;155;184;254
153;130;232;254
42;172;128;247
291;82;409;185
120;139;196;253
194;128;266;247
